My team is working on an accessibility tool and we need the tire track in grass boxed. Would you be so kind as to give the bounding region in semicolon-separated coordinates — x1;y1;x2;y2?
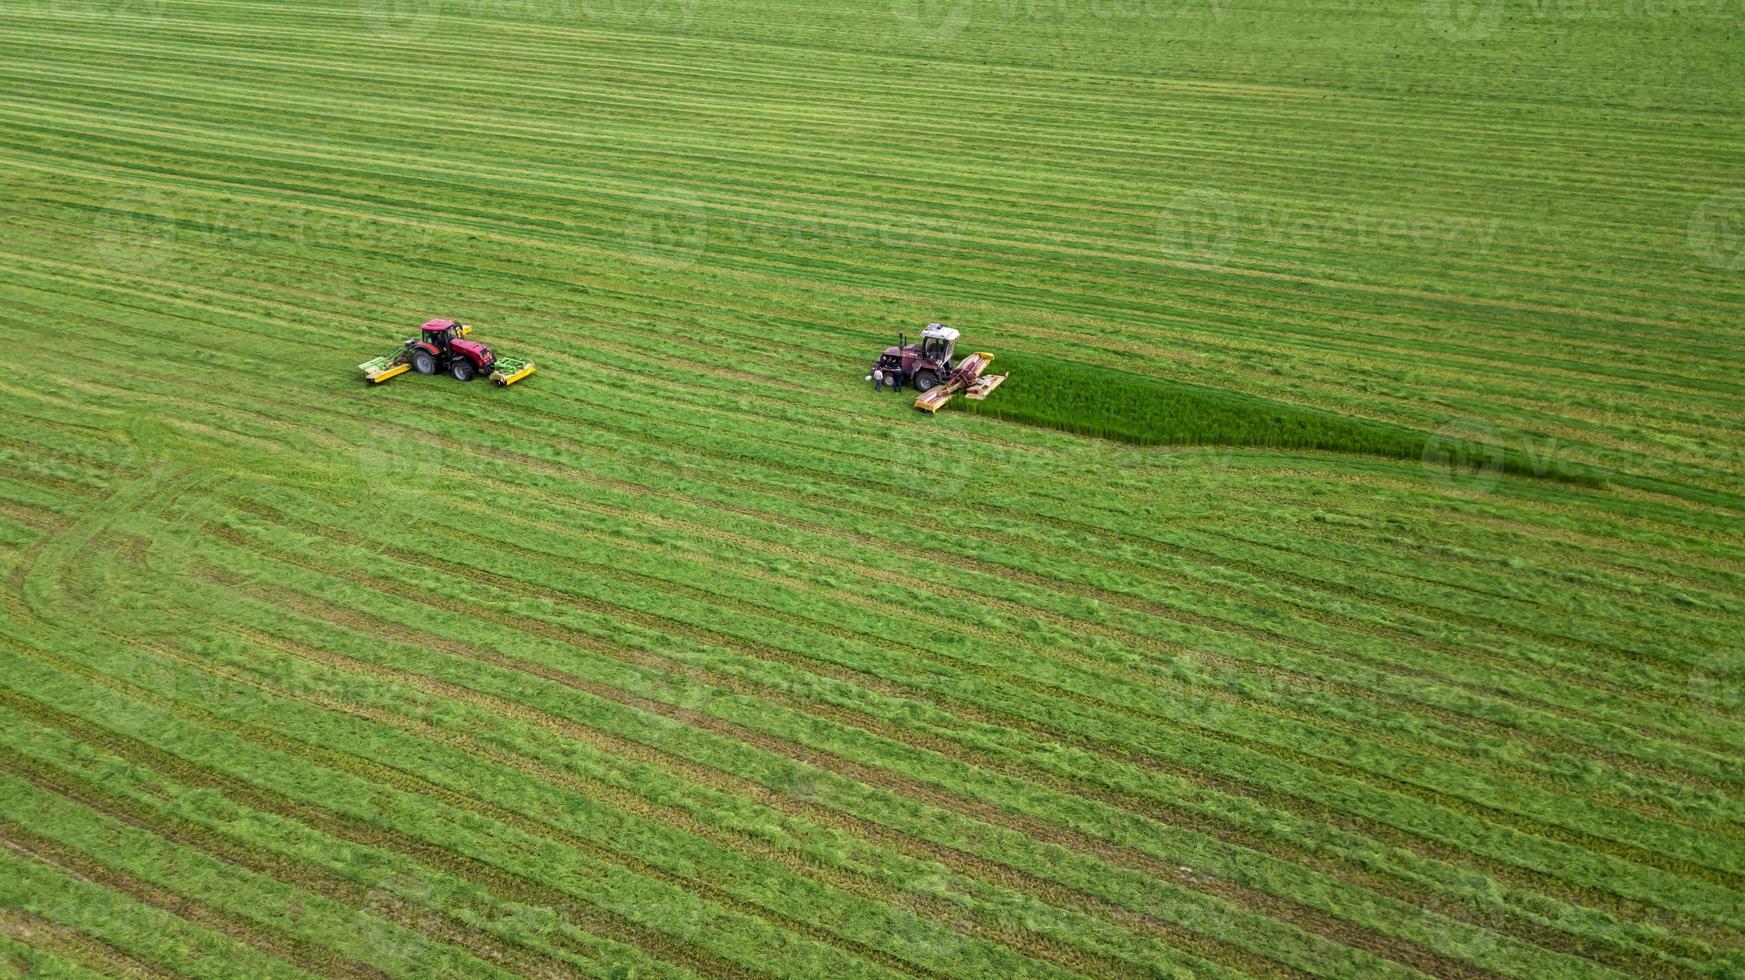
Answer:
0;644;818;980
0;747;588;980
0;689;719;980
2;569;984;980
0;823;350;977
0;906;166;979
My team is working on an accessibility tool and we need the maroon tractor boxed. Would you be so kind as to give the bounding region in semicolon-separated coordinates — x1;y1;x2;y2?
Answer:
406;319;498;382
869;323;958;393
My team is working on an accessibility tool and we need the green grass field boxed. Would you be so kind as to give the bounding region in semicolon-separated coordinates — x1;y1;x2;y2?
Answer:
1;0;1743;976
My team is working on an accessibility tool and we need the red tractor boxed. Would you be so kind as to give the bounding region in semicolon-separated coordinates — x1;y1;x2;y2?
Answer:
360;318;537;386
407;319;498;381
869;323;958;393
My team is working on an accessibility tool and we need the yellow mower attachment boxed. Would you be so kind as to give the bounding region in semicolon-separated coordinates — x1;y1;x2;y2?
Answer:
489;357;537;387
359;353;410;383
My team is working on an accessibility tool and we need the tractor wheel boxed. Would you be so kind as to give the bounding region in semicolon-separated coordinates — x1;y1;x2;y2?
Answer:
912;369;940;393
410;349;438;375
451;359;476;382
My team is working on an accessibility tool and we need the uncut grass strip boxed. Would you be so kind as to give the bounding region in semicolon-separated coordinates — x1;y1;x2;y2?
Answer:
0;842;314;980
191;526;1678;977
214;576;1717;979
0;720;702;980
540;371;1731;700
0;640;874;980
0;785;423;980
0;691;718;980
214;519;1745;941
0;913;130;980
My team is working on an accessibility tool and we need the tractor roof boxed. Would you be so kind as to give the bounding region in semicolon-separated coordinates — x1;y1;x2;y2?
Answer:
922;323;959;342
421;318;458;332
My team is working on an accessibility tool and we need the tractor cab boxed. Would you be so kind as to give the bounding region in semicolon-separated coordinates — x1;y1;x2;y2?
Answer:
870;323;960;393
420;318;471;349
917;323;957;370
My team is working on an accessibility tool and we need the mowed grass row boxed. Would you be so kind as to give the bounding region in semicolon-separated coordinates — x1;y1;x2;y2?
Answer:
3;100;1731;491
3;258;1745;969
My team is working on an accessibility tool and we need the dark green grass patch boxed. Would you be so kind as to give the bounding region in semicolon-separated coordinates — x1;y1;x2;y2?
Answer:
954;353;1602;487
